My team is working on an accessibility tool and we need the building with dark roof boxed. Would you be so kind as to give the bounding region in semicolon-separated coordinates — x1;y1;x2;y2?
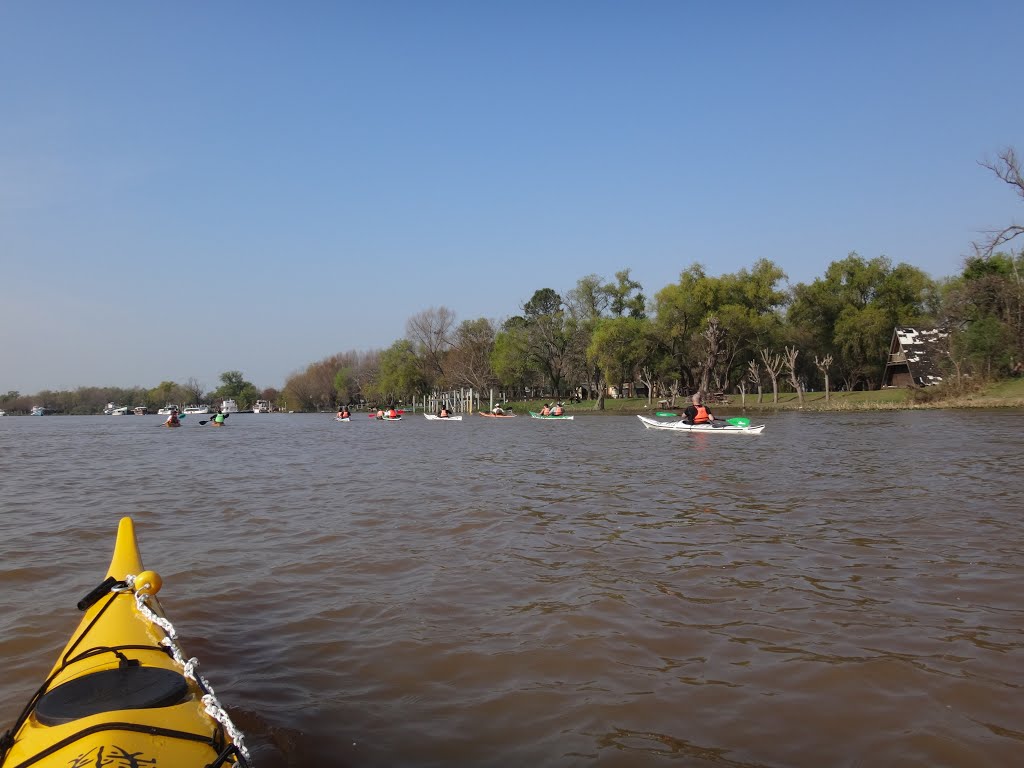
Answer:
881;327;949;387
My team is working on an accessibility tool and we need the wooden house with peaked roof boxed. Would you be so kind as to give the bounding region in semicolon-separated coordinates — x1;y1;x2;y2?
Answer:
881;327;949;387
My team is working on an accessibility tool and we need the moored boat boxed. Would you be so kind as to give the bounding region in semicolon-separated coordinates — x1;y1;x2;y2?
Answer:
30;406;46;416
0;517;251;767
156;405;181;416
636;415;765;434
111;406;131;416
220;400;239;414
133;406;148;416
252;400;271;414
183;404;212;415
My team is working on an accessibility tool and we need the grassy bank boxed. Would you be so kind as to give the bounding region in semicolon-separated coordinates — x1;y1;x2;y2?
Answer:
505;378;1024;415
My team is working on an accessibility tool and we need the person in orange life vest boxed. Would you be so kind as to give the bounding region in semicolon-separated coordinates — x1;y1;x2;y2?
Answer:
165;407;181;426
341;406;350;418
683;393;715;425
551;403;564;416
439;405;450;418
387;407;398;419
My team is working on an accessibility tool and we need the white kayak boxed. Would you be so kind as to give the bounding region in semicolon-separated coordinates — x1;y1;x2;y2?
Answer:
529;411;574;420
636;415;765;434
334;416;350;422
424;414;463;421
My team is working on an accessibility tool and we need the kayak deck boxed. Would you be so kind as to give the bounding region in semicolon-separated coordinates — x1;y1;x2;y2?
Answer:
0;517;250;768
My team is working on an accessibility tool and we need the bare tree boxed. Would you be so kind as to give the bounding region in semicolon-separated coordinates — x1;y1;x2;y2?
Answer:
406;306;457;382
813;354;834;402
783;345;804;406
446;318;497;392
975;148;1024;257
183;377;204;404
698;317;725;397
747;359;763;404
759;348;784;403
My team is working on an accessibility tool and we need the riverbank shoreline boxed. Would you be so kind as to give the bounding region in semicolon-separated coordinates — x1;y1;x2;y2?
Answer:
507;379;1024;415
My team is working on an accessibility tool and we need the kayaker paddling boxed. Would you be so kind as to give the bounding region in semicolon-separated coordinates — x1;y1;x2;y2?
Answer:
683;393;715;426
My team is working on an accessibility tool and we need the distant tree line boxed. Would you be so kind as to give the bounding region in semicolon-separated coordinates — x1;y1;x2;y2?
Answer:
1;371;275;415
9;150;1023;413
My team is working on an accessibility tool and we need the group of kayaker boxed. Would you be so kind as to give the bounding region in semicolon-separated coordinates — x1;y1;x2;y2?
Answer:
539;403;565;416
336;405;351;419
163;406;227;427
375;407;401;420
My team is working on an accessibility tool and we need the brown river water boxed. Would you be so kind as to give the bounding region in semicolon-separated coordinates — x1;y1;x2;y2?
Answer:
0;410;1021;767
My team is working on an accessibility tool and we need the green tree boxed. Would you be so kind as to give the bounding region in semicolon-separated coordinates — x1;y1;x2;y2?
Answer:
366;340;425;405
491;318;535;396
588;316;649;399
604;268;647;318
212;371;259;410
788;253;936;389
519;288;572;397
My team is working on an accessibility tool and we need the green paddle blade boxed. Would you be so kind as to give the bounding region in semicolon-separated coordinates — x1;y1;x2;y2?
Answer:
726;417;751;427
655;411;677;417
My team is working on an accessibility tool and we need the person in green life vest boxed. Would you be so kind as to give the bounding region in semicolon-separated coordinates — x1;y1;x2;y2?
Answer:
213;412;226;425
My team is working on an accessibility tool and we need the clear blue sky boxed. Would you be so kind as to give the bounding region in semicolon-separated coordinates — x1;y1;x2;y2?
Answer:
2;1;1022;395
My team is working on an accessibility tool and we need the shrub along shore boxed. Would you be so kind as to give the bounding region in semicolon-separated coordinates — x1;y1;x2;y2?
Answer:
507;378;1024;415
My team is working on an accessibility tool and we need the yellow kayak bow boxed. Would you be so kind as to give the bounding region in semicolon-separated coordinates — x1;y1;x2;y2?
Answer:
0;517;251;767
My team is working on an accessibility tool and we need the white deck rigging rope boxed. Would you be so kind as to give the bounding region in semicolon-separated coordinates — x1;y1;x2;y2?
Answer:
125;574;254;765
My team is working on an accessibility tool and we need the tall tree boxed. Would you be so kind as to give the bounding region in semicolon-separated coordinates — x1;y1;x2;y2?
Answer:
446;317;497;392
368;340;426;405
788;253;936;389
521;288;572;397
406;306;456;386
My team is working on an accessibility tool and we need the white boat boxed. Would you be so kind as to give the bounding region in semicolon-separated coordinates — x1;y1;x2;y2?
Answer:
30;406;45;416
424;414;463;421
636;415;765;434
183;404;212;415
0;409;6;416
133;406;148;416
220;399;239;414
253;400;271;413
156;405;181;416
111;406;131;416
103;402;117;415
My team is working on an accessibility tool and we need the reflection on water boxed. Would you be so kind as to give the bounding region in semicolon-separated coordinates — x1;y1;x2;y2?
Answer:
1;410;1022;766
